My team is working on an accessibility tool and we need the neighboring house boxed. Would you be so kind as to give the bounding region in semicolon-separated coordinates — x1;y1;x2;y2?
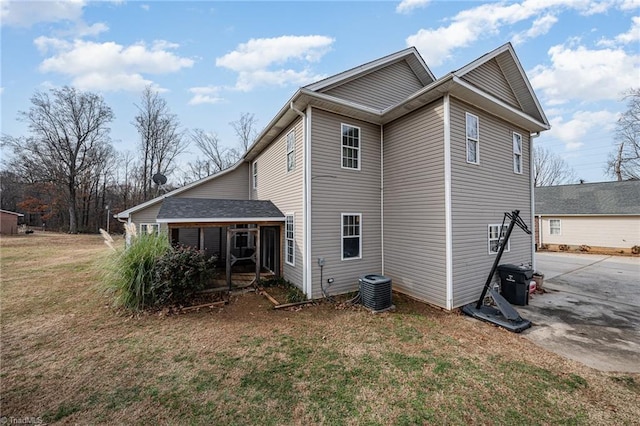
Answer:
535;180;640;252
0;210;24;235
117;42;550;310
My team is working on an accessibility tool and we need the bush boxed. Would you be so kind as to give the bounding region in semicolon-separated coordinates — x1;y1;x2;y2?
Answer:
151;245;217;305
632;245;640;255
101;232;170;310
559;244;570;251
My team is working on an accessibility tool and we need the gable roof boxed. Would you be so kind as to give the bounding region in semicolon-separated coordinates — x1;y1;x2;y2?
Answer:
535;180;640;215
0;209;24;217
156;198;284;223
116;160;246;219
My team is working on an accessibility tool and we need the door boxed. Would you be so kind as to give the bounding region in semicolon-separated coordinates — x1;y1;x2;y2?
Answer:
261;226;280;276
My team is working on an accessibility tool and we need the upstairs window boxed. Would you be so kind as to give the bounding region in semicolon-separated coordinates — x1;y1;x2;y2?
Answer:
287;131;295;172
252;161;257;189
513;132;523;174
285;214;294;265
342;213;362;260
466;113;479;164
341;124;360;170
488;224;510;254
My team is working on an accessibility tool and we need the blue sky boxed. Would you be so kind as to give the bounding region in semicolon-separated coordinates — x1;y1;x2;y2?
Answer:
1;0;639;184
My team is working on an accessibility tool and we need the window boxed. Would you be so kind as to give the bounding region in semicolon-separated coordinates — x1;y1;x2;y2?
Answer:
513;132;523;174
286;131;295;172
140;223;159;235
341;124;360;170
488;224;510;254
466;113;479;164
549;219;561;235
252;161;257;189
285;214;294;265
341;213;361;260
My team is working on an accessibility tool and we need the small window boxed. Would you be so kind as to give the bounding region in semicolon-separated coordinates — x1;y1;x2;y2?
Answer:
341;124;360;170
140;223;159;235
285;214;294;265
513;132;523;174
252;161;258;189
286;131;295;172
549;219;561;235
488;224;510;254
341;213;361;260
466;113;479;164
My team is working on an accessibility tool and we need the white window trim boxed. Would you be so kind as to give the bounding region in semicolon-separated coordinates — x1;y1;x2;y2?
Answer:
252;161;258;189
341;213;362;261
465;112;480;165
286;130;296;173
549;219;561;235
513;132;523;174
140;223;159;235
285;213;295;266
341;123;361;171
488;224;510;254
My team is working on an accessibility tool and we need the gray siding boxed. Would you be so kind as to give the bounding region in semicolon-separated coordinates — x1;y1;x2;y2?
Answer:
449;98;533;308
252;117;305;289
130;203;167;233
323;61;425;110
177;163;250;199
383;100;447;307
462;58;520;109
495;51;546;124
310;109;382;299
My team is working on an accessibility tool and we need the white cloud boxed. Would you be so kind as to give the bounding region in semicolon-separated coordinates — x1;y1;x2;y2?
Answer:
215;35;334;91
549;110;618;150
512;14;558;45
141;4;150;11
598;16;640;46
529;43;640;104
619;0;640;10
188;86;224;105
1;0;86;27
405;0;620;66
35;37;194;92
396;0;431;14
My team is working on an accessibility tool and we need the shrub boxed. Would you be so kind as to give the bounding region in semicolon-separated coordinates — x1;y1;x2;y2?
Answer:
632;245;640;255
558;244;570;251
101;232;170;310
579;245;590;252
151;245;217;305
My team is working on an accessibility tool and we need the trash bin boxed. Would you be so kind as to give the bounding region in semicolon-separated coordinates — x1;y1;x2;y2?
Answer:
497;264;534;306
359;274;392;312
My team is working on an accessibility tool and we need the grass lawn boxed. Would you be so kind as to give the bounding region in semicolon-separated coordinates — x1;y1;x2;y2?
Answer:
1;232;638;425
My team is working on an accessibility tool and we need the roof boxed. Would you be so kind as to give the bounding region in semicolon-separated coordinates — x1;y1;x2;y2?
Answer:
156;198;285;223
116;160;246;219
0;209;24;217
535;180;640;215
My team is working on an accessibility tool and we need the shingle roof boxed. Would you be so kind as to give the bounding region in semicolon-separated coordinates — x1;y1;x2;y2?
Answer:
535;180;640;215
157;198;284;223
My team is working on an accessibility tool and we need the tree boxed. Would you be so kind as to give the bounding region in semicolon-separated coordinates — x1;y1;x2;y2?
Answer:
607;88;640;181
3;86;114;233
230;112;258;153
191;129;239;170
134;86;187;200
533;145;577;187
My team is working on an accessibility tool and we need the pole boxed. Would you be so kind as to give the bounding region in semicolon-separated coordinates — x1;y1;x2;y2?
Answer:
105;205;110;234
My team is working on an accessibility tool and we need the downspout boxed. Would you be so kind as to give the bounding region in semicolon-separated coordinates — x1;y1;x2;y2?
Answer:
380;125;384;274
290;102;312;299
530;131;540;271
443;94;453;310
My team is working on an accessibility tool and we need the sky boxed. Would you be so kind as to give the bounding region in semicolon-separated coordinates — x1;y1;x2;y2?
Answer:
1;0;639;184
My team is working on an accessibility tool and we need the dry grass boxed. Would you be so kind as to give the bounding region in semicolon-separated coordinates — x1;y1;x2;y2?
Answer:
1;232;639;425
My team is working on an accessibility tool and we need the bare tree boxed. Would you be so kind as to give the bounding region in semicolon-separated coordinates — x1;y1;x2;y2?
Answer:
3;86;114;233
230;112;258;153
191;129;239;171
533;145;577;187
607;88;640;181
133;86;187;200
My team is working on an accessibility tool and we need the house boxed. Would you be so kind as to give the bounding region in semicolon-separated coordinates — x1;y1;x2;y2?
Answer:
535;180;640;253
0;209;24;235
117;42;550;310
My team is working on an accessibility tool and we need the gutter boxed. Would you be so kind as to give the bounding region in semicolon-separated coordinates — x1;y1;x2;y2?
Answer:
530;131;540;271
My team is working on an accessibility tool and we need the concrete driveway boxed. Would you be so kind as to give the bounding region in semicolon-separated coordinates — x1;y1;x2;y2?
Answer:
518;252;640;373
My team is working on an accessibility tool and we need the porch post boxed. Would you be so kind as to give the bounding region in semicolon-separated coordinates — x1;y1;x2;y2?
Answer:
255;227;261;283
226;228;232;290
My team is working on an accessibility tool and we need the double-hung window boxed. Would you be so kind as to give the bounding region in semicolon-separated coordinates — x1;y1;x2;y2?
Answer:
140;223;159;235
466;113;479;164
286;131;295;172
341;124;360;170
285;214;294;265
341;213;361;260
488;224;510;254
252;161;258;189
549;219;561;235
513;132;523;174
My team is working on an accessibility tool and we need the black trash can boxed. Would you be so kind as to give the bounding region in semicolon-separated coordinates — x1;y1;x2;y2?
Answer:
359;274;392;312
497;264;534;306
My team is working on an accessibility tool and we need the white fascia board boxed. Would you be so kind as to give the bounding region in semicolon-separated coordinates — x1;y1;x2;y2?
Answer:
156;217;285;224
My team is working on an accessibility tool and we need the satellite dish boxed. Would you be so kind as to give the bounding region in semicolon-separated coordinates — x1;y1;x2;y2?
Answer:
152;173;167;185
